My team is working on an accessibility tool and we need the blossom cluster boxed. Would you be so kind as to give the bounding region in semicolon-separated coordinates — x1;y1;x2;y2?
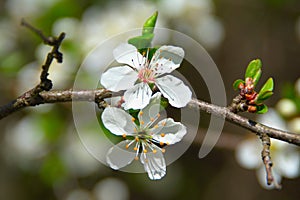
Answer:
100;43;192;179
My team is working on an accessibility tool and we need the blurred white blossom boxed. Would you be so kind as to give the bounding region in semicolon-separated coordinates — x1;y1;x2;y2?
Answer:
236;109;300;189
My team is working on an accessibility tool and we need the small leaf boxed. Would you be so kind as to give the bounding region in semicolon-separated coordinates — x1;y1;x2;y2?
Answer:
255;91;274;104
142;11;158;35
128;33;154;49
256;104;268;114
233;79;244;90
245;59;262;80
252;67;262;87
259;77;274;95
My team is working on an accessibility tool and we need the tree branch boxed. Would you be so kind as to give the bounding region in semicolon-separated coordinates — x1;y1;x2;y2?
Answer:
189;99;300;146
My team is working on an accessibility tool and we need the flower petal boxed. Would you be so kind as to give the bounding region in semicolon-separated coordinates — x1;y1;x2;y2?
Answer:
156;75;192;108
100;66;138;92
123;83;152;110
276;148;300;178
113;43;145;70
140;147;166;180
235;138;261;169
101;107;136;136
138;93;162;128
150;45;184;76
106;140;136;170
150;118;186;145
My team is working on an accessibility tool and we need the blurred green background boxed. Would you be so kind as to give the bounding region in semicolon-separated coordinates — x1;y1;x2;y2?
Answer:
0;0;300;199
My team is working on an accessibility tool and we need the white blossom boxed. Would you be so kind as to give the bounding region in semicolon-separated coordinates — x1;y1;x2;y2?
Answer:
101;93;186;180
101;43;192;110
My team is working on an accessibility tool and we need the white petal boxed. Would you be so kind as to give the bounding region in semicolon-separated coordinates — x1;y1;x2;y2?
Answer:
101;107;136;136
150;45;184;76
140;148;166;180
138;93;162;128
156;75;192;108
276;148;300;178
113;43;145;70
123;83;152;110
100;66;138;92
106;140;136;170
150;118;186;145
235;138;261;169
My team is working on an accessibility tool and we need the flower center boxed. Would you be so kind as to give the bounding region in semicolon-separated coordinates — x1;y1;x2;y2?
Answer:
138;68;155;83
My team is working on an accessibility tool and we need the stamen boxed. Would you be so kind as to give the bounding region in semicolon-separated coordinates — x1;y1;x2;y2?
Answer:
134;156;139;161
140;120;145;125
122;134;127;138
152;149;157;154
150;117;154;122
160;141;164;146
157;113;161;118
161;148;166;153
154;125;159;129
139;111;144;116
131;117;135;122
160;133;165;137
143;149;148;153
135;136;139;142
161;121;166;126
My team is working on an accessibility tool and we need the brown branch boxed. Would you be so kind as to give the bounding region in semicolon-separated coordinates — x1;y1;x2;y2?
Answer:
259;133;281;189
189;99;300;146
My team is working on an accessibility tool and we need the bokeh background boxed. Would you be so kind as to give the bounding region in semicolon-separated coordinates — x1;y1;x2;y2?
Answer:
0;0;300;199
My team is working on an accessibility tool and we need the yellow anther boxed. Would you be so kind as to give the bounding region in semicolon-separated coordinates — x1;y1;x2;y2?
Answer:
152;149;157;154
160;133;165;137
139;111;143;115
134;156;139;161
154;125;159;129
125;144;129;149
134;147;138;151
133;128;137;132
135;137;139;141
143;149;148;153
161;148;166;153
131;117;135;122
157;113;161;118
161;121;166;126
140;121;145;125
159;141;164;146
166;142;170;145
150;117;154;122
122;134;126;138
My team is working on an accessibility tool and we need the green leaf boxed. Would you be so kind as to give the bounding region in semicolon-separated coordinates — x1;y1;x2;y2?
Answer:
128;33;154;49
245;59;262;81
128;11;158;50
142;11;158;35
233;79;244;90
255;91;274;104
256;104;268;114
255;78;274;104
259;77;274;95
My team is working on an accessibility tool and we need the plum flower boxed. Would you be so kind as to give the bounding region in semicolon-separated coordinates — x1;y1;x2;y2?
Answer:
236;109;300;189
101;93;186;180
100;43;192;110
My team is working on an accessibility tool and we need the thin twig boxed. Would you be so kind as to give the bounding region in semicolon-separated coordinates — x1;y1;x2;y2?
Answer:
259;133;281;189
189;98;300;146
